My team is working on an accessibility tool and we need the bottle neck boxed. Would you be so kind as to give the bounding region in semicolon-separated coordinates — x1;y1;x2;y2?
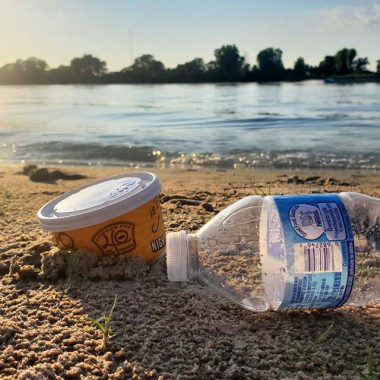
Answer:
187;233;199;280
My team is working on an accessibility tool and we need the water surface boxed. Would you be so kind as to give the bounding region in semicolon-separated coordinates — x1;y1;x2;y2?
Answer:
0;82;379;169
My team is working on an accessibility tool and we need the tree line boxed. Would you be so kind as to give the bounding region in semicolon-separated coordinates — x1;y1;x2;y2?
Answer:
0;45;379;84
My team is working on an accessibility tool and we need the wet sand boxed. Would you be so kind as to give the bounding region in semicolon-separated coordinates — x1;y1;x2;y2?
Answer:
0;164;379;379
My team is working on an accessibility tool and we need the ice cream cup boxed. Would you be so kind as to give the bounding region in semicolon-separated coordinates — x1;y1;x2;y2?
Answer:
37;172;166;261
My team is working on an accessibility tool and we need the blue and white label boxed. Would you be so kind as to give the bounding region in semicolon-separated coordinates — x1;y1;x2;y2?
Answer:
269;194;355;309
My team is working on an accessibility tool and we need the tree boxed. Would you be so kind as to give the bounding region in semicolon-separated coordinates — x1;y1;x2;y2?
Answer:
334;48;356;75
318;49;367;77
353;57;369;72
212;45;246;81
171;58;206;82
70;54;107;77
293;57;308;79
377;60;380;75
256;48;285;81
48;65;76;84
245;64;261;81
122;54;166;83
317;55;336;77
22;57;48;83
21;57;48;74
0;46;376;84
0;57;48;84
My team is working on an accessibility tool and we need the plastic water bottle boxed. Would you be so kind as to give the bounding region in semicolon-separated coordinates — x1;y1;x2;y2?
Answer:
166;192;380;311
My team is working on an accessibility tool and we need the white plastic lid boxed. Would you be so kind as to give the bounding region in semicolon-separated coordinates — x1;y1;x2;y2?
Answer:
37;172;161;232
166;230;188;281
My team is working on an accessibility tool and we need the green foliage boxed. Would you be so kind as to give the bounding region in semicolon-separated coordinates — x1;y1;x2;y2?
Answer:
0;57;48;84
318;55;336;77
122;54;166;83
300;321;335;358
355;349;377;380
293;57;308;79
70;54;107;77
315;322;334;343
316;49;370;78
171;58;206;82
65;250;78;290
0;46;377;83
335;48;357;75
88;294;118;349
212;44;246;81
354;57;369;72
256;48;285;81
47;65;75;83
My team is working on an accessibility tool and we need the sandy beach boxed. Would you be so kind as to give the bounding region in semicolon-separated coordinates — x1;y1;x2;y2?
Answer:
0;164;379;379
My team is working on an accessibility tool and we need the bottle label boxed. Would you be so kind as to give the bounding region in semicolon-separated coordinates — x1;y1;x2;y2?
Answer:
271;194;355;309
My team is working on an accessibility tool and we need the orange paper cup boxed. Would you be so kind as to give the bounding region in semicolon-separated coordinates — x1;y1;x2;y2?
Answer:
37;173;166;261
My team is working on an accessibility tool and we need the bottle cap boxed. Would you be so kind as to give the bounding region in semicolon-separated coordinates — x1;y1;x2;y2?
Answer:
166;230;188;281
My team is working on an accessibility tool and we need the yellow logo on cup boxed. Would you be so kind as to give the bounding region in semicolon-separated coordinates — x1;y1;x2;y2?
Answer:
92;222;136;255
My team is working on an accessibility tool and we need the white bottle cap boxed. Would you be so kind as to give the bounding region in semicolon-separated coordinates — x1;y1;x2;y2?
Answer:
166;230;188;281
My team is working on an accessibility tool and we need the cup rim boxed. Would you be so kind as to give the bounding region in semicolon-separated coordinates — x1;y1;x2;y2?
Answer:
37;172;161;232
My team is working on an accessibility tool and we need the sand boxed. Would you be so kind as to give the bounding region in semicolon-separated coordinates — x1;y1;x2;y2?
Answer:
0;164;379;379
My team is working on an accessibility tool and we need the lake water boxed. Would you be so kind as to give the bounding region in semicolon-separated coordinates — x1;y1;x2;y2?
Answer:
0;82;379;169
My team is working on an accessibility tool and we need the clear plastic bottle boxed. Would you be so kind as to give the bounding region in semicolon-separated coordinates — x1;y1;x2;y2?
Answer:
166;192;380;311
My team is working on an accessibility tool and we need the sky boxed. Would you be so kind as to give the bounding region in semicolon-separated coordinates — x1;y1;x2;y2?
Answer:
0;0;379;71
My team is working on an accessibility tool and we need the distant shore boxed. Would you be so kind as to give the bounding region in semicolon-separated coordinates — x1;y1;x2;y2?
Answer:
1;76;380;85
1;47;379;85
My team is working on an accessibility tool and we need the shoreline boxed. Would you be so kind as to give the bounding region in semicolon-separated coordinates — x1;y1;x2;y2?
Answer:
4;160;380;172
3;161;380;175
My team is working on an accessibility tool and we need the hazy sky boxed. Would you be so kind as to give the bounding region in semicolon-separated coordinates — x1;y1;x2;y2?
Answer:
1;0;379;71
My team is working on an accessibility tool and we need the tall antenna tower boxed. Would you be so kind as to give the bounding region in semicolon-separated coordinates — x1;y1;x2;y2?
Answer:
129;30;134;64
